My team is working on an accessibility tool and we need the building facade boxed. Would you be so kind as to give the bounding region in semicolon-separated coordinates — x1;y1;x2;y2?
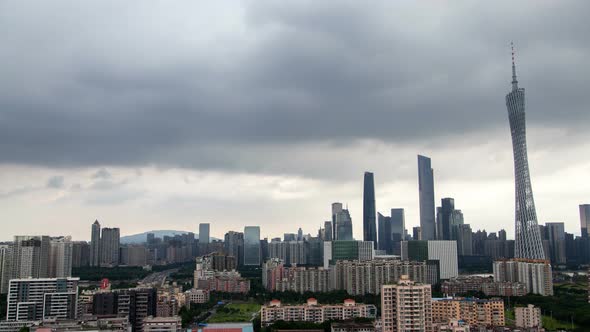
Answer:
381;275;432;332
432;297;505;328
243;226;261;266
493;259;553;296
363;172;377;248
515;304;542;329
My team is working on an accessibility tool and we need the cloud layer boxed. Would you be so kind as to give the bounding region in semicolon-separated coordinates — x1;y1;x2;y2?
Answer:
0;1;589;240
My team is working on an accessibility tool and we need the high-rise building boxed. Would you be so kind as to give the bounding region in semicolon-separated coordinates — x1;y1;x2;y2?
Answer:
223;231;244;265
493;259;553;296
436;198;464;241
377;213;392;253
390;208;406;239
545;222;566;265
297;228;303;241
323;221;333;241
199;223;210;245
381;275;432;332
90;220;101;267
94;288;157;332
72;241;90;268
505;46;545;260
334;259;427;295
363;172;377;248
413;226;421;241
335;209;353;241
418;155;436;241
402;240;458;280
10;235;51;279
456;224;473;256
48;236;73;278
100;228;120;267
243;226;261;266
580;204;590;238
332;202;343;239
6;277;79;321
0;244;11;294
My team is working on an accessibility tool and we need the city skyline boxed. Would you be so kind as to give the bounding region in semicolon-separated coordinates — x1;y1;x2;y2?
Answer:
1;2;589;241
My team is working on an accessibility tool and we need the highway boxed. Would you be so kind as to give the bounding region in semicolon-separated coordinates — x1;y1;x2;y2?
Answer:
138;268;179;287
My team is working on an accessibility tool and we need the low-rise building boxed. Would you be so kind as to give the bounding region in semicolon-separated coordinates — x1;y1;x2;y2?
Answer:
143;316;182;332
515;304;542;329
260;298;377;326
331;322;375;332
432;297;504;328
442;276;527;297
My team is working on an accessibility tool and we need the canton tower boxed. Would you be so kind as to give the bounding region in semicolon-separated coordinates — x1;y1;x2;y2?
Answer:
505;43;546;260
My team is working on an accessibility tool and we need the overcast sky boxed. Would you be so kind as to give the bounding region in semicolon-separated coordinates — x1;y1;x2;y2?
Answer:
1;1;589;241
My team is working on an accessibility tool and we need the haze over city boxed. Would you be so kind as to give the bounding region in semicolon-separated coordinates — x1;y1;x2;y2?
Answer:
1;1;589;241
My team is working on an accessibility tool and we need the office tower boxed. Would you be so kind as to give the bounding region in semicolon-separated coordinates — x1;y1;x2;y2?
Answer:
493;259;553;296
6;277;79;321
48;236;73;278
499;229;507;241
223;231;244;265
456;224;473;256
580;204;590;238
10;235;51;279
90;220;101;267
297;228;303;241
72;241;90;268
323;221;333;241
199;223;210;245
363;172;377;248
418;155;436;241
284;233;296;242
100;228;120;267
390;208;405;239
545;222;566;265
437;198;454;240
335;209;353;240
378;213;392;253
402;240;458;280
412;226;421;241
332;202;343;239
381;275;432;332
243;226;261;266
306;237;323;266
505;46;545;260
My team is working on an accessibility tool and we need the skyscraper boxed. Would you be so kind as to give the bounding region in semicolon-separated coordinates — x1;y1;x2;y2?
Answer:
199;223;210;244
363;172;377;248
331;202;343;239
505;44;545;260
90;220;101;267
335;209;353;241
323;221;333;241
418;155;436;241
545;222;566;265
48;236;73;278
243;226;261;266
377;213;392;253
580;204;590;238
100;228;120;267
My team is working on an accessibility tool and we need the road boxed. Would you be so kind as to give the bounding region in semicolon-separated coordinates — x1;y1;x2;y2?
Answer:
139;268;179;287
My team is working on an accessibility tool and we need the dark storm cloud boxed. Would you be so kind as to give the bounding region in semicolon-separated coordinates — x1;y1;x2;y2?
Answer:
1;1;589;175
46;176;65;189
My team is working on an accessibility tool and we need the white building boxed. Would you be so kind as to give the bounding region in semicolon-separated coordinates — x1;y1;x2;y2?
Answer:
381;275;432;332
6;277;79;321
515;304;542;329
143;316;182;332
186;288;210;305
493;259;553;296
260;298;376;326
427;241;458;279
48;236;73;278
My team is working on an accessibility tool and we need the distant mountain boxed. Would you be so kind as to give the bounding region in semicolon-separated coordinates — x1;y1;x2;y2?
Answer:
120;230;195;244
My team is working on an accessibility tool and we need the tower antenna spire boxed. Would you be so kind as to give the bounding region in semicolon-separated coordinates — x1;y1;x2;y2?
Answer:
511;42;519;91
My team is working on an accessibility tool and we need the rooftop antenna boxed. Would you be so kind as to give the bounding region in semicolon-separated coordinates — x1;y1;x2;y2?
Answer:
511;42;519;91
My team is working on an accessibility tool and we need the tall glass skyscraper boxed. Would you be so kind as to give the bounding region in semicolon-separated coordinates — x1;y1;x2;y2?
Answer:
243;226;261;266
579;204;590;238
505;45;545;260
418;155;435;240
363;172;377;248
199;223;210;244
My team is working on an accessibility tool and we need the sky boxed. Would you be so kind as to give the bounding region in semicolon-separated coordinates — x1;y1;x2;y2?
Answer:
1;1;589;241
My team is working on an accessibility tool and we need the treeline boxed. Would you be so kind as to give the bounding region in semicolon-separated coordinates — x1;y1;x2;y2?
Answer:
72;266;150;281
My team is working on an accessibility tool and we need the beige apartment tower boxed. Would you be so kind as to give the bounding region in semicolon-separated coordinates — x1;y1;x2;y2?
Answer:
381;275;432;332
